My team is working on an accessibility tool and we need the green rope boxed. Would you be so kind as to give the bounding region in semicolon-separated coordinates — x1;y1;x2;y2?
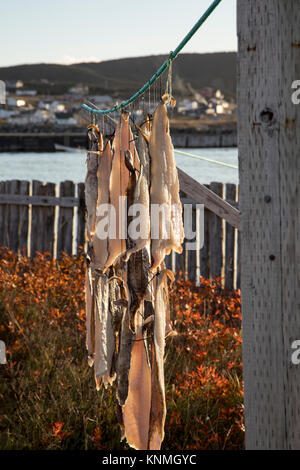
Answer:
82;0;223;115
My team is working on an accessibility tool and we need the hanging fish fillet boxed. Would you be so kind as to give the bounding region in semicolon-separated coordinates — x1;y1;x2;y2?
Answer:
135;116;152;184
85;127;103;241
122;305;152;450
105;113;140;269
148;269;174;450
124;165;151;262
124;137;152;330
149;95;184;270
85;256;95;367
93;140;113;269
112;276;135;406
94;273;115;390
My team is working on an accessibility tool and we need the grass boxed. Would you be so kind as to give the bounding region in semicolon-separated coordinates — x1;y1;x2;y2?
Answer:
0;248;244;450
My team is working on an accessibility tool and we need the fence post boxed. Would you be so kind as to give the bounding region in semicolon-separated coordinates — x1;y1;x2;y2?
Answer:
57;181;75;257
238;0;300;449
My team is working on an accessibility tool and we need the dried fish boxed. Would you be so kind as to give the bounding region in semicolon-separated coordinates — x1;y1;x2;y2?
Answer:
85;127;103;241
94;273;115;390
85;258;95;367
148;269;174;450
106;113;140;268
149;95;184;270
110;276;134;406
93;140;113;269
122;304;152;450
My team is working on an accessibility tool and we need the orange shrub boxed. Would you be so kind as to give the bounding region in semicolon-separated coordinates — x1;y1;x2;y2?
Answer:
0;248;244;450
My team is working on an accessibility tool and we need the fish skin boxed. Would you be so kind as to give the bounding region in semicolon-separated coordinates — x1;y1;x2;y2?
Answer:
148;270;171;450
85;258;95;366
93;140;113;269
93;273;115;390
114;276;135;406
85;129;103;241
135;118;151;184
125;144;151;331
124;165;151;262
122;304;152;450
149;96;184;270
106;113;140;269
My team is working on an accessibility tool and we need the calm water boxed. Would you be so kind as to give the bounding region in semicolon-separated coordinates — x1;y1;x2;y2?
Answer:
0;148;238;185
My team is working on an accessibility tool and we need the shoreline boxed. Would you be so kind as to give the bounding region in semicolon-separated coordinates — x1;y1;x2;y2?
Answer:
0;128;237;152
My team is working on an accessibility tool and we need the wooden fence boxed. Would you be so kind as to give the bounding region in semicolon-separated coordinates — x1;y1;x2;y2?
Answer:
0;179;240;291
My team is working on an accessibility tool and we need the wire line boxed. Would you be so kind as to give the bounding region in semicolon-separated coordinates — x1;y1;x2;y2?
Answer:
81;0;223;115
174;149;238;169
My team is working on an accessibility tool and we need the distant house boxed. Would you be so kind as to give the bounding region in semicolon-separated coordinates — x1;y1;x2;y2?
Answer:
201;87;214;100
0;81;6;104
90;95;113;106
68;84;89;96
39;99;65;112
16;89;37;96
0;109;18;119
6;97;26;107
178;99;199;114
55;112;77;126
10;109;51;125
5;80;23;91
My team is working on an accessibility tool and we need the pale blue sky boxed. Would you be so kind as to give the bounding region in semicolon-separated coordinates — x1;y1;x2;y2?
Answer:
0;0;237;67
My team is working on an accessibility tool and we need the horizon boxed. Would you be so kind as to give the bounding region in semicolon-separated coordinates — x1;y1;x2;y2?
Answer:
0;0;237;68
0;50;237;69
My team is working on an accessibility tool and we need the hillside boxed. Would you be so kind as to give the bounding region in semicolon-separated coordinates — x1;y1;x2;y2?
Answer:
0;52;237;99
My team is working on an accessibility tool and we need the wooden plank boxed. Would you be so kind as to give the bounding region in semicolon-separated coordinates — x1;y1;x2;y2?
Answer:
237;0;300;449
187;206;196;282
225;184;236;291
7;180;20;252
57;181;75;257
236;225;241;290
200;184;210;280
178;167;240;229
175;204;186;279
43;183;56;256
277;0;300;450
76;182;86;253
0;194;78;207
0;181;5;247
209;182;223;279
31;181;43;256
19;180;30;255
2;181;10;247
31;181;56;256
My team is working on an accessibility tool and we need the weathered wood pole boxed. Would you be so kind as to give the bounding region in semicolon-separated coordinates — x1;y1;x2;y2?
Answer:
238;0;300;449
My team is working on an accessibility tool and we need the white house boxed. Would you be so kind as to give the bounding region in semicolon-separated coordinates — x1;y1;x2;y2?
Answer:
10;109;51;125
38;99;65;112
90;95;113;106
55;112;77;126
16;90;37;96
0;109;18;119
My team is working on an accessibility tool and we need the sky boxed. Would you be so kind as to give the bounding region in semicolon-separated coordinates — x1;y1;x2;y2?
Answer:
0;0;237;67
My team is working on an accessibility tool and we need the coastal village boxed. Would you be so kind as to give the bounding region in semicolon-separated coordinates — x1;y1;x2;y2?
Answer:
0;79;236;128
0;78;237;150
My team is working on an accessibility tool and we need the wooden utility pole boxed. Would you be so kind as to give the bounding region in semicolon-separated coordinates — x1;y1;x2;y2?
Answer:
238;0;300;449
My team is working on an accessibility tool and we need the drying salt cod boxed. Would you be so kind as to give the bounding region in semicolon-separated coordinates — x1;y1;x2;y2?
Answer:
93;140;113;269
84;103;183;451
85;126;103;241
105;112;140;269
149;94;184;270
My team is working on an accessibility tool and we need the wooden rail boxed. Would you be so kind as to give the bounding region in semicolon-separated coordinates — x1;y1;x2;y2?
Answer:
0;177;240;291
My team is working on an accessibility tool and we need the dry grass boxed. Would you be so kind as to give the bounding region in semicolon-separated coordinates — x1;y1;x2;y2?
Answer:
0;248;244;450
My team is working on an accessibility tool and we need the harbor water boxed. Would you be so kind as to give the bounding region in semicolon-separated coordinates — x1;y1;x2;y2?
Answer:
0;148;238;185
